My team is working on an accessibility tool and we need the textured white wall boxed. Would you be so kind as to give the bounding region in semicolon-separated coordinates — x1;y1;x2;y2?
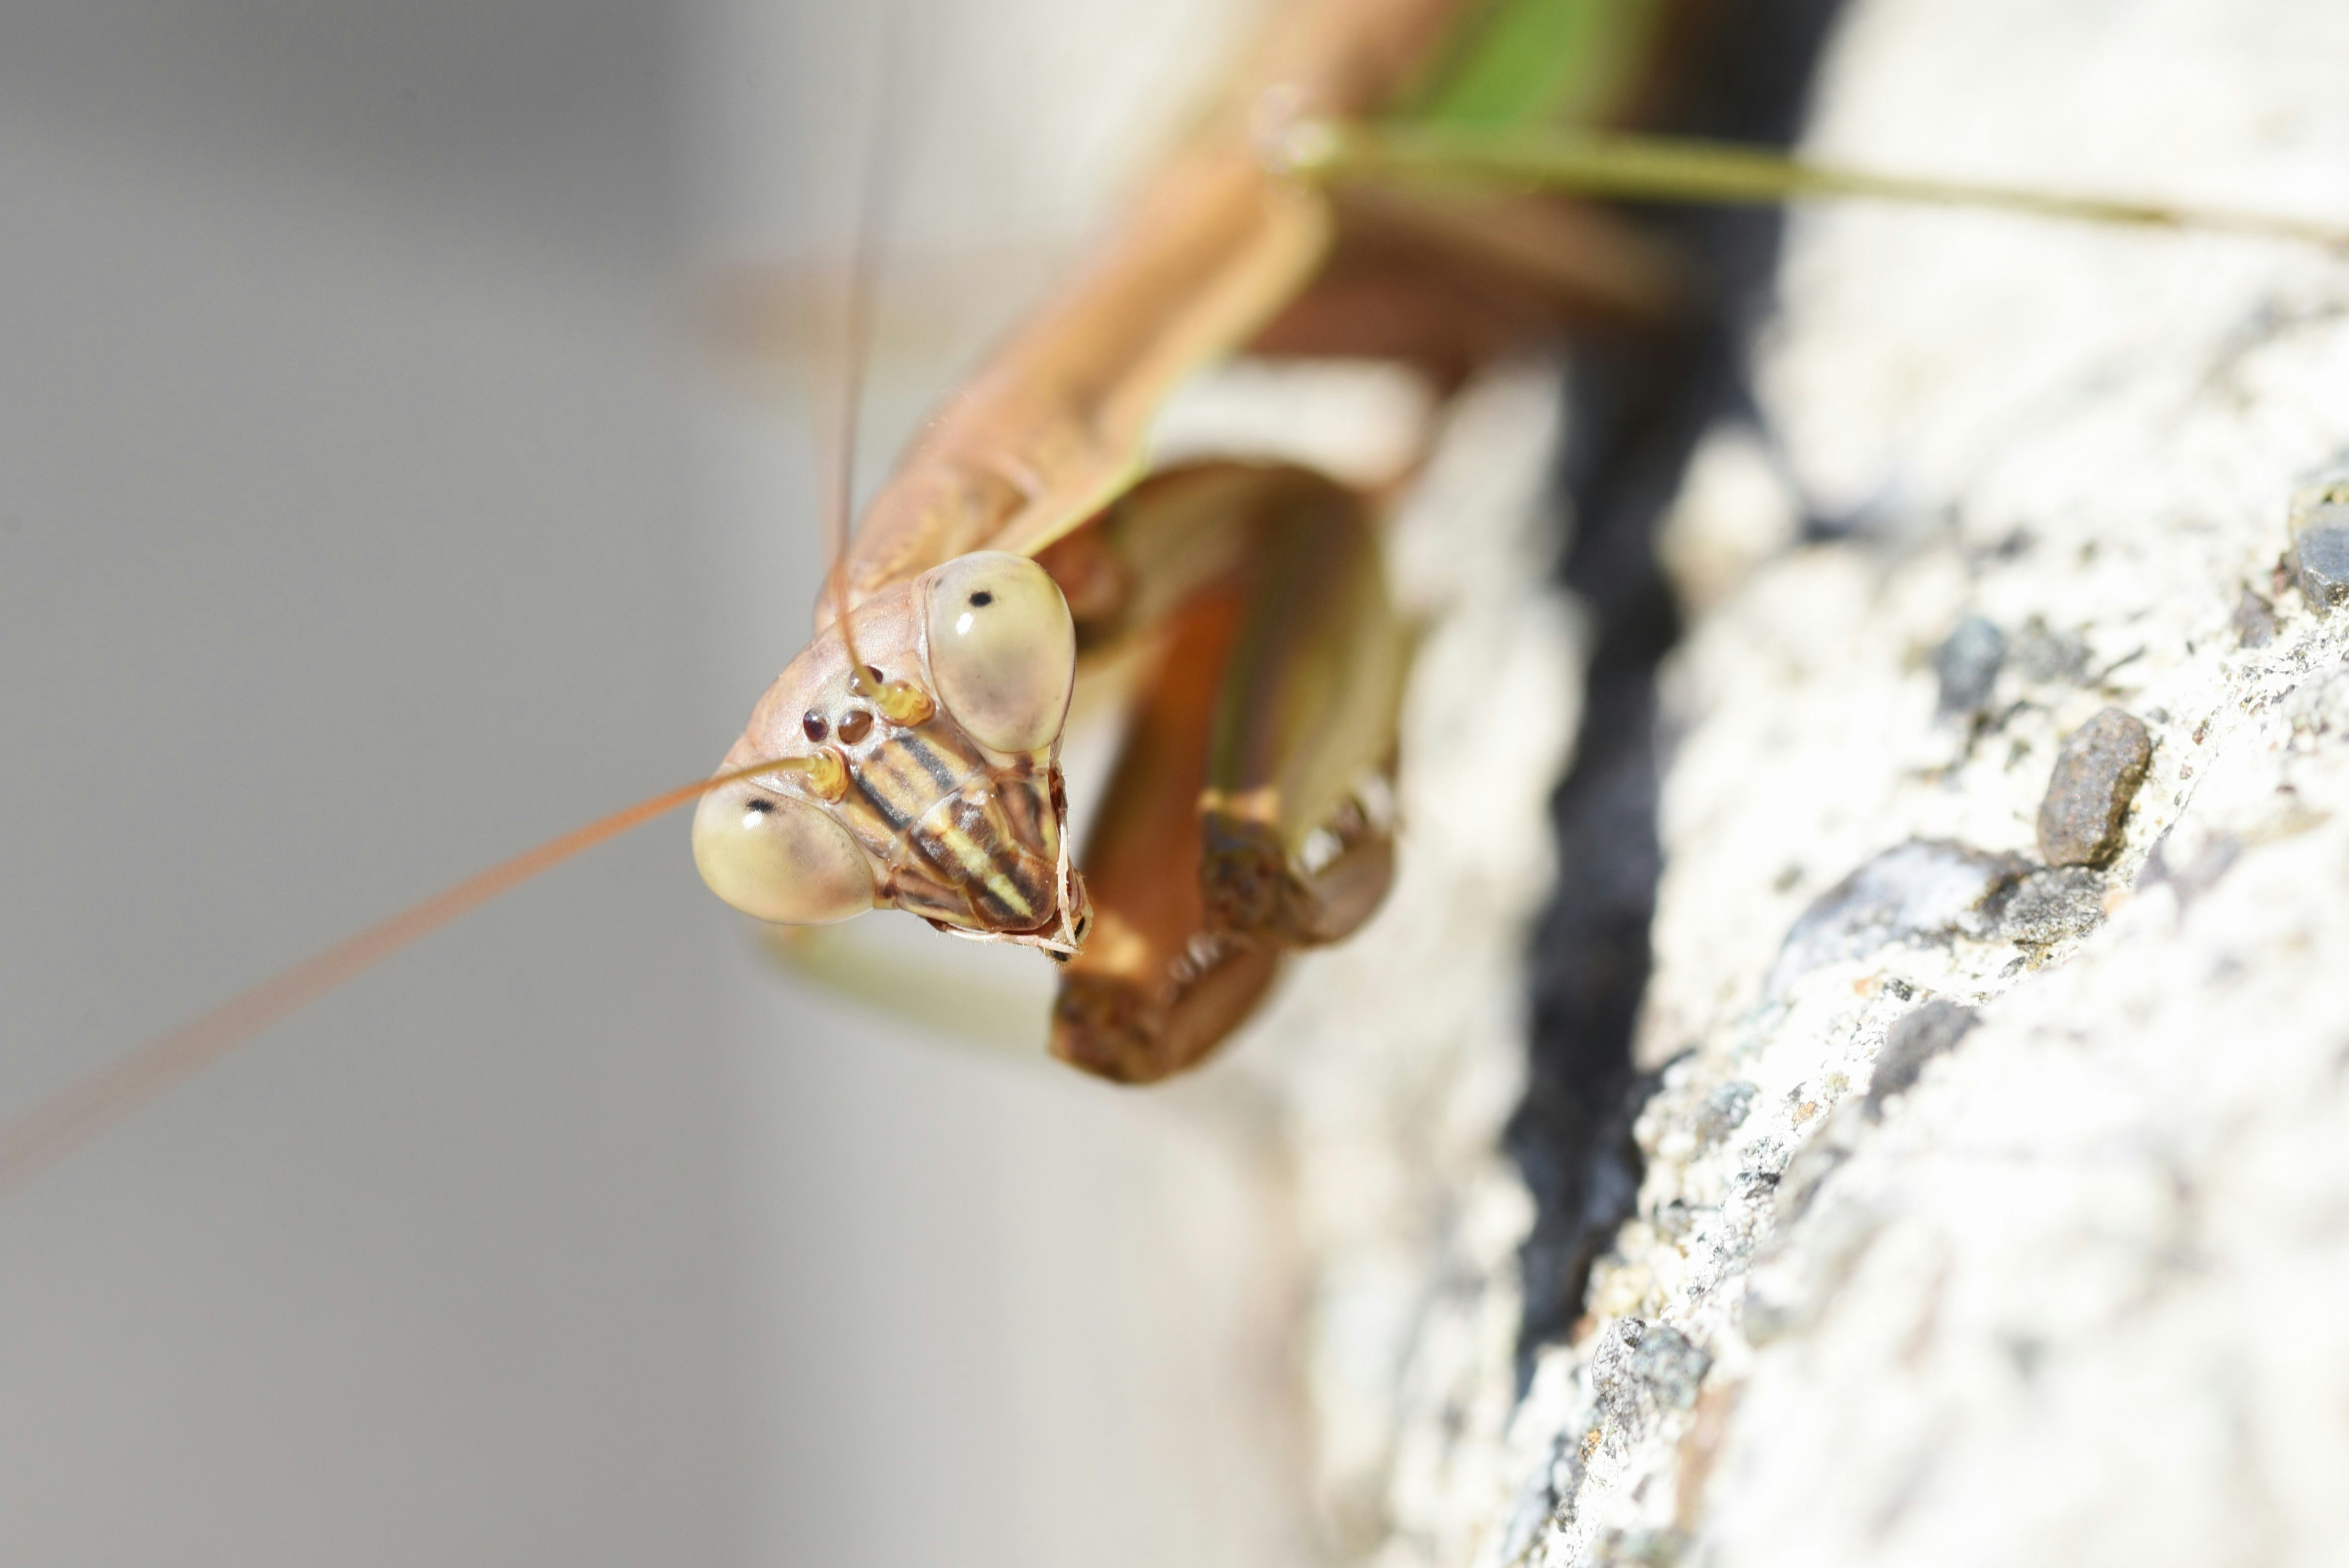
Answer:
1266;2;2349;1564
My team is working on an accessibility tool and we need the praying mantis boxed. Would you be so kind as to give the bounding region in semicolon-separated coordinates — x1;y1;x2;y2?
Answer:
4;3;2349;1561
7;0;2345;1173
688;0;2345;1089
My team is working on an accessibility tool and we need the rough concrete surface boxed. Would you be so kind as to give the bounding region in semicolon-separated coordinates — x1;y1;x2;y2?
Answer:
1247;0;2349;1563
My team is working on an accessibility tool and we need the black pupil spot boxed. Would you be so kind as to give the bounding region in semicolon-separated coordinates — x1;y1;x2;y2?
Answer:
744;798;774;816
969;590;993;608
802;710;828;742
864;665;885;685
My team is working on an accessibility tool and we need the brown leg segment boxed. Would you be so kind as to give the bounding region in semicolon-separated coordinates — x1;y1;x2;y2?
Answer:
1051;578;1280;1085
1198;471;1409;949
1048;463;1411;1082
1248;187;1688;385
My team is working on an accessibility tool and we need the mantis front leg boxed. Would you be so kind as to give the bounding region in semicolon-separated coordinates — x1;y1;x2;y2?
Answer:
1050;462;1409;1083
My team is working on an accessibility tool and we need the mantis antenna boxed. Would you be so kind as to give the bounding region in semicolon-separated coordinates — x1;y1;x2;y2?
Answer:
0;754;820;1193
817;46;881;678
820;1;932;728
0;8;922;1197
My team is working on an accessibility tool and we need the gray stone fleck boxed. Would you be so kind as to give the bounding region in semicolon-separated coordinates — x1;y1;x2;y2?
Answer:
1994;865;2107;946
1631;1323;1712;1414
1594;1320;1712;1444
1866;1000;1980;1116
1693;1081;1758;1150
1767;841;2031;995
2012;615;2090;684
1932;615;2005;716
2232;588;2279;648
1590;1320;1649;1422
2036;707;2154;866
2289;520;2349;614
2287;460;2349;614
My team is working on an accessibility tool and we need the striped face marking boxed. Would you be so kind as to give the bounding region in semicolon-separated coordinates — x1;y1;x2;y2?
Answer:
834;721;1066;938
811;556;1082;947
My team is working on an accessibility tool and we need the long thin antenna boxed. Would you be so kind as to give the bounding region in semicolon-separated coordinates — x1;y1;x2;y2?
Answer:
1285;121;2349;251
0;9;939;1198
818;1;902;686
815;3;934;729
0;754;805;1194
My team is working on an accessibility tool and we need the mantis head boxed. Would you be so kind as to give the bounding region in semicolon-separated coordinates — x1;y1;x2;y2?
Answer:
692;551;1091;954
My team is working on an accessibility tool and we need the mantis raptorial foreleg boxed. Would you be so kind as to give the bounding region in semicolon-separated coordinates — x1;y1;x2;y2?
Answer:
1046;461;1408;1083
1195;476;1407;949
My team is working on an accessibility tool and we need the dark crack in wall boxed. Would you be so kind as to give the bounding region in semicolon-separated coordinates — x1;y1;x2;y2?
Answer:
1510;0;1849;1381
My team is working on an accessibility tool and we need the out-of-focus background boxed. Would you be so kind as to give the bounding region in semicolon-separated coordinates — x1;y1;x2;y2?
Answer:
0;0;1320;1562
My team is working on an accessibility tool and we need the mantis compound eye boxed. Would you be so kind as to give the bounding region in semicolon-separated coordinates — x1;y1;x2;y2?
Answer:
691;781;873;925
922;552;1076;754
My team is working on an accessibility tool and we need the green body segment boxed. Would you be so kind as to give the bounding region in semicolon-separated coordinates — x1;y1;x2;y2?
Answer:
1407;0;1668;128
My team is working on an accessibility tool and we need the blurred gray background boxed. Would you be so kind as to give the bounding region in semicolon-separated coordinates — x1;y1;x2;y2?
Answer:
0;0;1314;1563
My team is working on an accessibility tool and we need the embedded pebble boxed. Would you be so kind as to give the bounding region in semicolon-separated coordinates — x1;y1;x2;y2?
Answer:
2010;616;2089;685
1864;1000;1980;1115
1767;841;2028;995
2290;519;2349;614
2232;589;2279;648
1932;615;2005;716
1693;1081;1759;1150
2288;461;2349;614
1593;1320;1712;1443
1628;1325;1710;1415
2035;707;2153;866
1994;866;2108;946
